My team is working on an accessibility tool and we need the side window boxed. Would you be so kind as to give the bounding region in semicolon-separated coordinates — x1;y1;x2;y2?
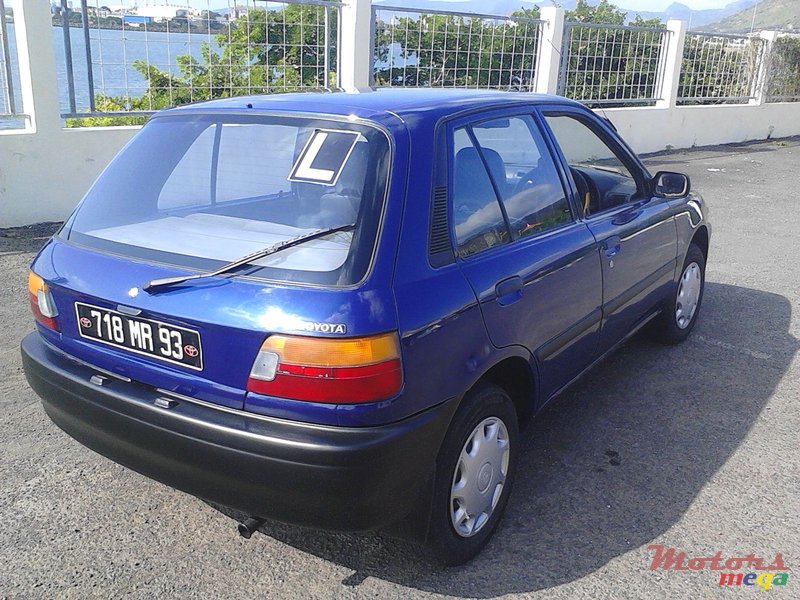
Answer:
472;115;572;238
543;114;640;216
451;127;510;258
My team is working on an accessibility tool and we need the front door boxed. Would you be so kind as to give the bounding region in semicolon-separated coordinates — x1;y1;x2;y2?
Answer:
541;110;678;354
449;111;604;400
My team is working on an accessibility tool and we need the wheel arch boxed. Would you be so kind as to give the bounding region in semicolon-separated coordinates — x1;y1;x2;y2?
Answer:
471;353;538;429
690;225;710;262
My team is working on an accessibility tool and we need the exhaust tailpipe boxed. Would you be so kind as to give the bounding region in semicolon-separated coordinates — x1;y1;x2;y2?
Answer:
237;516;267;539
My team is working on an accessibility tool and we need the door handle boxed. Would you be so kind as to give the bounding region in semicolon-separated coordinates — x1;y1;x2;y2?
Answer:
495;276;523;305
603;235;621;257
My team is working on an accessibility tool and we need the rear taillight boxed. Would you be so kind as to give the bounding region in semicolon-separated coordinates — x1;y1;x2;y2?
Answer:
247;332;403;403
28;271;59;331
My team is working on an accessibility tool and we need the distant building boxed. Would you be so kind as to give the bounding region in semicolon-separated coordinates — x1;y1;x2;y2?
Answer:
122;14;153;26
229;5;251;20
135;5;190;21
86;6;112;19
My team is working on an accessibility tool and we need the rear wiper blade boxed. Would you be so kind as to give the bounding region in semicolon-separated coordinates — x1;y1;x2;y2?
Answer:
143;224;355;293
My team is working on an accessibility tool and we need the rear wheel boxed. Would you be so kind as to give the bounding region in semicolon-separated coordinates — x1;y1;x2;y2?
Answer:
426;384;519;566
648;243;705;345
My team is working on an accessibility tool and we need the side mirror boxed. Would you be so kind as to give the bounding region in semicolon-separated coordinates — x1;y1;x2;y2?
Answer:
653;171;690;198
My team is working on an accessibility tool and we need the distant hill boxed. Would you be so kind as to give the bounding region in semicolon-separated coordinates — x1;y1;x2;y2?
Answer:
215;0;777;30
626;0;760;28
704;0;800;32
369;0;760;27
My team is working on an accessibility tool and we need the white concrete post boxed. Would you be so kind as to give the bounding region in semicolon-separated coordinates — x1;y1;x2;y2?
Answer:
339;0;373;92
751;30;778;106
11;0;62;132
656;19;687;109
534;7;565;95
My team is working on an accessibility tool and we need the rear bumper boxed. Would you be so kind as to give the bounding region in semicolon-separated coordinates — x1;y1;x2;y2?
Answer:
21;332;457;531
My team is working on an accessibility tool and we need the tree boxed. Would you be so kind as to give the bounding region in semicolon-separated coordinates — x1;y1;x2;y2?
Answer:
560;1;666;106
567;0;626;25
373;8;543;90
766;36;800;101
70;5;336;126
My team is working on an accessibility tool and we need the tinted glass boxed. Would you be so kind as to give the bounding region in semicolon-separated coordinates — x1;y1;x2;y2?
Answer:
544;114;639;214
67;115;391;286
451;127;510;258
472;115;572;237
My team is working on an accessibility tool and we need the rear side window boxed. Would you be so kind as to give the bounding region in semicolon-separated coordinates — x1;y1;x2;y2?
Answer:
450;114;572;258
471;115;572;238
67;115;391;286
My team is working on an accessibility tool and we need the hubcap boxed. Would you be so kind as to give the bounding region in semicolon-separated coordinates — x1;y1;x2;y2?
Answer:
450;417;510;538
675;261;702;329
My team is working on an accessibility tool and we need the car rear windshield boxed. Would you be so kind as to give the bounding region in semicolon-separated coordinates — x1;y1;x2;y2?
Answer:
65;114;391;286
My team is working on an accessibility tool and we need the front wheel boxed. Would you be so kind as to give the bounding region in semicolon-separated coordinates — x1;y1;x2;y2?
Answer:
426;384;519;566
648;243;706;345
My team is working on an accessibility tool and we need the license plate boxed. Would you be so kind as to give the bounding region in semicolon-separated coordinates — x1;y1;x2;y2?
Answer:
75;303;203;370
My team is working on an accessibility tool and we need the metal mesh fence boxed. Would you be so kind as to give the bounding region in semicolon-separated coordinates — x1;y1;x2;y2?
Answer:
373;6;543;91
766;34;800;102
558;23;669;106
58;0;340;120
678;32;767;104
0;0;24;125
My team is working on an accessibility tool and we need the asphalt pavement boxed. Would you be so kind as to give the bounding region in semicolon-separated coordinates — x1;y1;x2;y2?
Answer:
1;138;798;599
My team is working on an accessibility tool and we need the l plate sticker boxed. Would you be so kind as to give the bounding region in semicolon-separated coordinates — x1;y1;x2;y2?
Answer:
288;129;361;186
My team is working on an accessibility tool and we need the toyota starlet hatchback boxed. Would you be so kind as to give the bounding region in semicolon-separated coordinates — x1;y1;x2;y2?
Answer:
22;90;710;565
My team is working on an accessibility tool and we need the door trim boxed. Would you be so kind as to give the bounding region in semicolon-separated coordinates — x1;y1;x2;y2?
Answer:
537;307;603;362
602;259;676;317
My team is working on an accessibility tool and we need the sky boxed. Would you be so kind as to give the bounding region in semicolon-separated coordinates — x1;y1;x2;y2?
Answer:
29;0;748;12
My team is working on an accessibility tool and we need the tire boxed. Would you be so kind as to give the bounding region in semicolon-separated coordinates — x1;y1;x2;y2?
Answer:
648;243;706;345
426;384;519;566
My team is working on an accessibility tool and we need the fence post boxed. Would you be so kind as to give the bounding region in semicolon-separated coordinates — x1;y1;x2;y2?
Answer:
656;19;687;109
751;30;778;106
12;0;62;131
534;7;565;95
339;0;373;92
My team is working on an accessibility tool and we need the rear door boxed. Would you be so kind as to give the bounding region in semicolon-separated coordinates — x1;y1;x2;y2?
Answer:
449;110;603;400
540;108;678;354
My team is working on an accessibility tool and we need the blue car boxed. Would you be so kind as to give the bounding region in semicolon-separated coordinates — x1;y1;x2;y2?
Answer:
21;90;710;564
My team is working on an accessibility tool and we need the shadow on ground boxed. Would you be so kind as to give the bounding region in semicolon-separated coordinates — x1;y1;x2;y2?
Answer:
213;281;797;596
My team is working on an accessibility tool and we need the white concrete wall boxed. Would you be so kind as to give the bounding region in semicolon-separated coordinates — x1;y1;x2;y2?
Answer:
0;127;138;226
1;0;799;227
604;102;800;155
0;0;139;227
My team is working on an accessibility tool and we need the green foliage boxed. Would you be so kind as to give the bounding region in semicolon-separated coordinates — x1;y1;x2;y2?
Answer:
678;34;766;103
706;0;800;33
561;2;665;106
566;0;626;25
132;4;334;102
766;36;800;101
65;94;150;128
73;0;775;126
373;9;543;89
70;4;335;126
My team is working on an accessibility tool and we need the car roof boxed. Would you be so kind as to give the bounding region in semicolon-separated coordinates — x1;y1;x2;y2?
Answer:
163;88;585;128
